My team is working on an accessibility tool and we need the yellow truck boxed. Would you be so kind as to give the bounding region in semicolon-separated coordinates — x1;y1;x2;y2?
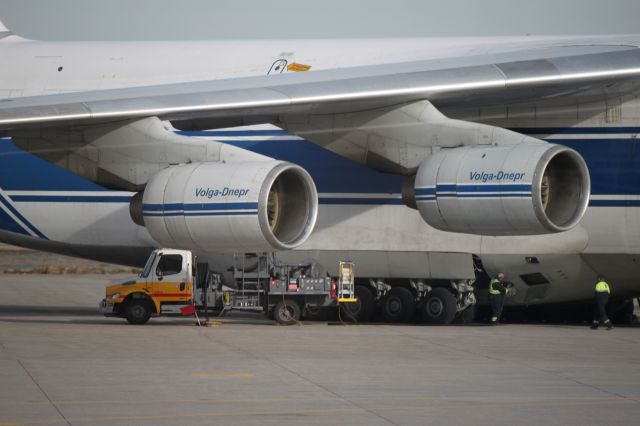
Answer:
99;248;356;325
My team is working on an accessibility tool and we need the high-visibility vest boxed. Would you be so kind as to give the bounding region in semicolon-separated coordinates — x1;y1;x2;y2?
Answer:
595;280;610;294
489;278;502;295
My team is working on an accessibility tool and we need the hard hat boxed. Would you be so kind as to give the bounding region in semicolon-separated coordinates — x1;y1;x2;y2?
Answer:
497;272;505;279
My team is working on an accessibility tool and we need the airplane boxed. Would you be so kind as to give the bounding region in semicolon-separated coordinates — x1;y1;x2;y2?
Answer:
0;17;639;323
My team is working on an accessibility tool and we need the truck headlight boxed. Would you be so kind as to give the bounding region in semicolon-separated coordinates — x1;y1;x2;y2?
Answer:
109;293;120;300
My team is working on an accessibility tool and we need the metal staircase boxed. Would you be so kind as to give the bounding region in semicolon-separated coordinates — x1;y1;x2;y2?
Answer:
231;253;270;310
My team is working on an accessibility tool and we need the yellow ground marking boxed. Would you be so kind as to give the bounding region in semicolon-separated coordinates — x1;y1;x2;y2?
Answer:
191;372;255;377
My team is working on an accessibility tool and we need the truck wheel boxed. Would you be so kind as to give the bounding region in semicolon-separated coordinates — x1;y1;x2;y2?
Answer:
381;287;415;323
125;300;152;325
273;299;301;325
422;288;457;324
342;285;375;322
304;304;326;321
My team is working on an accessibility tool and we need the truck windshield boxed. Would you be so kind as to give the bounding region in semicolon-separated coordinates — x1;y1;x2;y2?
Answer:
141;252;157;278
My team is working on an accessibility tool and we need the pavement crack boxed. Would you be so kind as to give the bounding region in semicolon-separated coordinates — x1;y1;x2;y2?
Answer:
553;374;639;403
17;359;72;426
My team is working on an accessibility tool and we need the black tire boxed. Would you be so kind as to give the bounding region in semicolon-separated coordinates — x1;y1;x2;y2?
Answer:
456;304;476;324
341;285;375;322
422;288;457;324
381;287;415;323
338;304;358;322
273;299;301;325
125;300;152;324
304;304;327;321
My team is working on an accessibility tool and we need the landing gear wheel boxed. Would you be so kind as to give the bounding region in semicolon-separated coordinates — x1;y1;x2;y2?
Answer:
273;300;301;325
610;299;634;324
422;288;457;324
456;304;476;324
341;285;375;322
381;287;415;323
125;300;152;324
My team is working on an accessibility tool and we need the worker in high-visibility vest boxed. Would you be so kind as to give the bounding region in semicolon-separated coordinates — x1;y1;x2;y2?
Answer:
488;272;508;325
591;275;613;330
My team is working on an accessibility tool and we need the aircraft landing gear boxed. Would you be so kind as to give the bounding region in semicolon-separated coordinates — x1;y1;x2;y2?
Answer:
456;304;476;324
345;279;476;325
609;298;636;324
421;288;457;324
341;285;376;322
381;287;416;323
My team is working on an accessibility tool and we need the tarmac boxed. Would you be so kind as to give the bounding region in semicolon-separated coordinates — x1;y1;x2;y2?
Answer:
1;273;639;426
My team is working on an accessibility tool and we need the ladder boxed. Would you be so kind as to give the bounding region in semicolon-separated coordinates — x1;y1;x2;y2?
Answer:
231;253;270;310
337;261;356;302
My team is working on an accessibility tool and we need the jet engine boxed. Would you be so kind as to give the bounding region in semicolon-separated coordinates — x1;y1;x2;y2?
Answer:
132;161;318;252
411;143;590;235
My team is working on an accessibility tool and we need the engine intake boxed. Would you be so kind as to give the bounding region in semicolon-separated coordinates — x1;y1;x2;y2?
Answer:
412;143;590;235
135;161;318;252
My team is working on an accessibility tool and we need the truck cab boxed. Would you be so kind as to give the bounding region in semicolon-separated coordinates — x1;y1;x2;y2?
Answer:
100;249;194;324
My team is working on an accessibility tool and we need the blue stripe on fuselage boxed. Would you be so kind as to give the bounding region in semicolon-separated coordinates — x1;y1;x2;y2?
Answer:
0;138;105;191
2;126;640;238
543;138;640;196
0;193;47;239
10;195;132;203
4;130;636;199
0;196;31;236
188;138;405;194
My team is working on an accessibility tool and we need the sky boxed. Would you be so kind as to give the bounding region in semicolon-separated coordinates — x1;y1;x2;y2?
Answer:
0;0;638;40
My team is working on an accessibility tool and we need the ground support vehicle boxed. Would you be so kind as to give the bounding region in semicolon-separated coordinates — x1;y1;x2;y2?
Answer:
99;249;356;325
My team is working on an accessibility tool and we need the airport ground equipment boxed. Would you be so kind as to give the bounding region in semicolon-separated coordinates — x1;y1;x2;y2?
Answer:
98;249;355;325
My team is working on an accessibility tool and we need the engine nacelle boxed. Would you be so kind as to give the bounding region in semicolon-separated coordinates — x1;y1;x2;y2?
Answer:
413;143;590;235
139;161;318;252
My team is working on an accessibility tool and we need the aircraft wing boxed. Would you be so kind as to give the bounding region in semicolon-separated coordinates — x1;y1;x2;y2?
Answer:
0;44;640;130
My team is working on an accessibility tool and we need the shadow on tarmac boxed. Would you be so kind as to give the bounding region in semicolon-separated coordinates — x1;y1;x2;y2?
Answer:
0;304;98;316
1;304;638;328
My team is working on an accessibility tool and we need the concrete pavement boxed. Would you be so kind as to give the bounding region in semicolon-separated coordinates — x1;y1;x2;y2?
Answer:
0;274;639;425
